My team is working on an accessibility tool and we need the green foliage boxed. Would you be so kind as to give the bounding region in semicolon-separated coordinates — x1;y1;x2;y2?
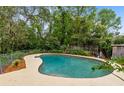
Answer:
0;51;26;66
92;56;124;72
66;49;92;56
0;55;9;65
0;6;122;59
48;50;64;53
44;35;60;50
113;35;124;44
26;49;42;54
12;59;20;67
92;63;114;71
10;51;26;59
98;8;121;31
111;56;124;65
96;8;121;58
30;49;91;56
100;36;113;58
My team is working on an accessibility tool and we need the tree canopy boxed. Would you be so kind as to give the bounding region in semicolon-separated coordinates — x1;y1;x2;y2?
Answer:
0;6;121;58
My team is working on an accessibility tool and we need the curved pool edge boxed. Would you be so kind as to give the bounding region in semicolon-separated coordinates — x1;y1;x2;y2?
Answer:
39;53;107;62
0;53;124;85
38;53;114;78
24;53;122;79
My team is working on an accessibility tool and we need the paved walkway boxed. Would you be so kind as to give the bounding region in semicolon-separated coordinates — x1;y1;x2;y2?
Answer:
0;53;124;86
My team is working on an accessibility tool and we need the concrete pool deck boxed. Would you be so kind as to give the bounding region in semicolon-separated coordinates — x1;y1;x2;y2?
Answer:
0;53;124;86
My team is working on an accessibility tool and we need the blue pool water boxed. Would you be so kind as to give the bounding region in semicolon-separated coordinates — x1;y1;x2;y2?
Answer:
39;55;112;78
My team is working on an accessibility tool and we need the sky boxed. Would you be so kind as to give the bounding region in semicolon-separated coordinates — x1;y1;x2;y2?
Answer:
97;6;124;34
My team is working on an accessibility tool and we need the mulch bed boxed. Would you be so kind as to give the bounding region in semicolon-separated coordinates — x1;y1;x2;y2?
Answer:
3;59;26;73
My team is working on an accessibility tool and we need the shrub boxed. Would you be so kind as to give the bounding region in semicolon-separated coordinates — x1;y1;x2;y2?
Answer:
38;49;91;56
92;63;114;71
66;49;91;56
48;50;64;53
0;55;8;64
0;51;26;68
12;59;20;67
92;56;124;72
113;35;124;44
27;49;42;54
11;51;26;59
111;56;124;65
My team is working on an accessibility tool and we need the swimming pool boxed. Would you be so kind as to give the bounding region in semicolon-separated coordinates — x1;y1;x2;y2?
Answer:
39;54;112;78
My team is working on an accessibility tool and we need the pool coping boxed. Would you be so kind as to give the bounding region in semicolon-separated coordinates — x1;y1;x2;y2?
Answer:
38;53;113;79
38;53;122;79
0;53;124;85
